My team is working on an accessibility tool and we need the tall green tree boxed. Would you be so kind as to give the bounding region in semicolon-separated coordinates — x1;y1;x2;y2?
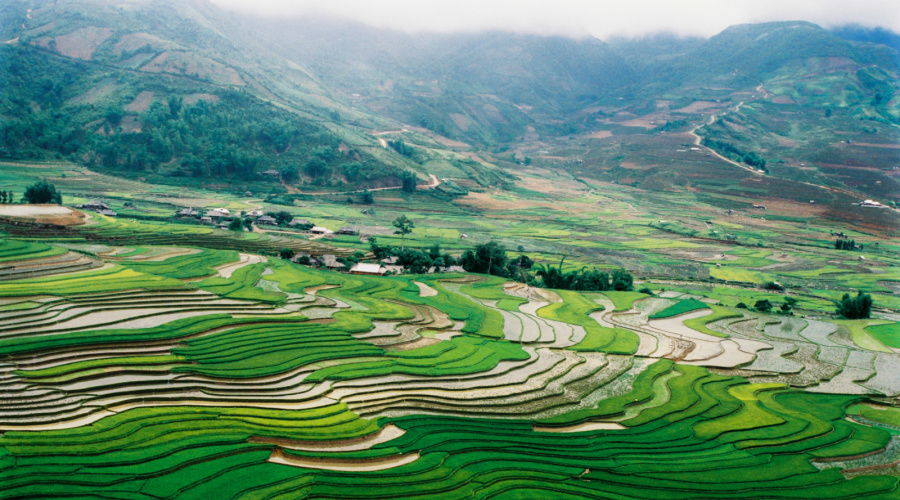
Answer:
392;215;415;251
23;179;61;204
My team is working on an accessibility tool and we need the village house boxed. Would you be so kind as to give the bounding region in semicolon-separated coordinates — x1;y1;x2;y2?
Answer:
260;169;280;179
205;208;230;220
97;209;117;217
256;215;278;225
176;208;199;217
349;263;386;275
337;226;359;236
245;210;264;218
309;226;334;236
287;218;312;227
290;253;311;264
79;200;109;211
319;254;345;270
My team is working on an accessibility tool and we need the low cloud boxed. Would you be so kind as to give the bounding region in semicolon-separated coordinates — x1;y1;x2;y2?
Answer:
209;0;900;38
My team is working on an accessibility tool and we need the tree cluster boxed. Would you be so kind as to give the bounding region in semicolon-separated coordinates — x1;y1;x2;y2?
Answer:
265;211;295;226
0;190;16;204
401;172;418;193
23;179;61;204
836;291;873;319
534;258;633;292
0;50;402;187
388;140;414;158
369;238;456;275
834;239;861;251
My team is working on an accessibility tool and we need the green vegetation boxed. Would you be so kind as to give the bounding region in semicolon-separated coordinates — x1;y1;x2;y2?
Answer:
23;179;61;204
650;298;709;318
836;291;873;319
0;5;898;497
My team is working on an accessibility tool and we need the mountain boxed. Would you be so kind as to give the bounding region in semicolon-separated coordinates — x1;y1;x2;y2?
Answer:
832;24;900;55
1;0;898;207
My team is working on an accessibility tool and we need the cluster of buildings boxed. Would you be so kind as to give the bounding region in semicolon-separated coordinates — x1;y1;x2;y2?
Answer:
174;207;379;239
289;253;464;276
78;200;117;217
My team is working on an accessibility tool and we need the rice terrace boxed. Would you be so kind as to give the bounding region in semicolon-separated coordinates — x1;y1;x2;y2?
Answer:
1;0;900;498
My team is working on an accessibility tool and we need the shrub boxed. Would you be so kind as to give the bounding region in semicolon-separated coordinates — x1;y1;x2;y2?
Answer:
754;299;773;312
279;248;295;260
638;287;653;295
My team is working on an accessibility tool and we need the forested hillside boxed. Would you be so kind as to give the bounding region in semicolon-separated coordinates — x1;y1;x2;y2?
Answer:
1;0;898;199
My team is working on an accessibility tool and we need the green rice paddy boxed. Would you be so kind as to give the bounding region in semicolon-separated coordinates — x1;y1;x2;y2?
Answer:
0;160;898;498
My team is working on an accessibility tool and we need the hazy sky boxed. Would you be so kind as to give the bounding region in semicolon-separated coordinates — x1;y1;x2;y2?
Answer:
209;0;900;38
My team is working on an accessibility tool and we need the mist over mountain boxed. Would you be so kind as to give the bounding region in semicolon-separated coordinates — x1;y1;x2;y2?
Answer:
1;0;898;208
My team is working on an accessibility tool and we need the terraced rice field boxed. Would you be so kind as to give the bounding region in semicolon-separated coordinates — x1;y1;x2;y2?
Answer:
0;234;899;498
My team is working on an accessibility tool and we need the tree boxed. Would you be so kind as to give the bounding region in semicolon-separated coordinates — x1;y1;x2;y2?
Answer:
304;158;329;178
228;218;243;231
398;248;433;274
360;190;374;204
279;248;295;260
612;269;634;291
754;299;773;312
388;140;414;157
836;291;872;319
281;166;299;183
0;191;6;204
461;242;508;277
23;179;61;204
392;215;414;251
267;211;292;226
401;172;417;193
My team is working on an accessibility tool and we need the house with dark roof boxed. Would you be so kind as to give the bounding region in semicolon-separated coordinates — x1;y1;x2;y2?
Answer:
287;218;311;227
256;215;278;225
80;200;109;211
337;226;359;236
176;208;199;217
319;254;345;270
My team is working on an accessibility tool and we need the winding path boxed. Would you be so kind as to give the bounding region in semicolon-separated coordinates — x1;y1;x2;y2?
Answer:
688;103;762;176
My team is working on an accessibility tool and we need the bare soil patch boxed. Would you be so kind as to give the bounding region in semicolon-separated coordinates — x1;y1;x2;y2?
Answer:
124;91;155;113
68;78;117;106
847;142;900;150
183;93;220;106
414;281;438;297
449;113;470;131
619;118;657;129
672;101;723;114
140;52;245;86
34;27;113;60
771;95;796;104
585;130;613;139
533;422;625;432
0;205;85;226
269;449;419;471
